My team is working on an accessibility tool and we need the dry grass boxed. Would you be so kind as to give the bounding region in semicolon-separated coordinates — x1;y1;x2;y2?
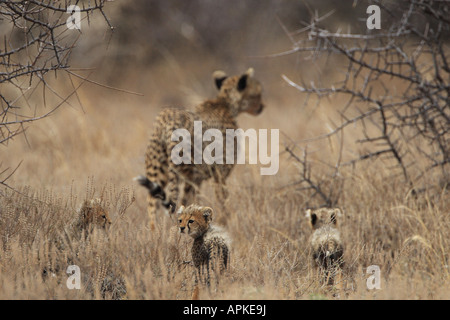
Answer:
0;66;448;300
0;1;448;299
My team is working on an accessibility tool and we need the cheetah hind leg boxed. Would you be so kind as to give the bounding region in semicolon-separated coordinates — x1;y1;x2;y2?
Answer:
135;175;175;229
147;194;158;230
191;269;201;300
165;166;183;211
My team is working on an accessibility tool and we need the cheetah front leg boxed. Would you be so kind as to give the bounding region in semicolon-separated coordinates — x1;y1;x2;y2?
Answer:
211;169;231;225
183;183;196;206
206;242;228;293
135;174;165;230
212;167;231;205
191;268;203;300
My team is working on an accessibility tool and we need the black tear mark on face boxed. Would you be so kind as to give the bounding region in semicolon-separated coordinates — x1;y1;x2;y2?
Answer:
215;77;227;89
237;74;248;91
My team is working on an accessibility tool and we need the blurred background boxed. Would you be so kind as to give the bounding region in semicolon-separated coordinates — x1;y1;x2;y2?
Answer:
0;0;380;189
0;0;448;300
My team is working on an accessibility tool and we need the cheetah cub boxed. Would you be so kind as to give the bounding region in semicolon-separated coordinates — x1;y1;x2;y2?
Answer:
75;198;112;232
58;198;112;246
177;204;230;290
53;198;111;252
44;199;112;280
306;208;344;288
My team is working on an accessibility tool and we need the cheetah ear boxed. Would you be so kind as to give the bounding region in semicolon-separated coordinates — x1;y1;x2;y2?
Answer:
201;207;213;222
305;209;312;219
245;67;254;77
176;205;185;216
237;68;254;91
237;74;248;92
305;209;317;226
334;208;343;217
213;70;227;90
311;213;317;226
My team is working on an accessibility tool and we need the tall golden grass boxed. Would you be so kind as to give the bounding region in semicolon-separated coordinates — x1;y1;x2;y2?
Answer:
0;63;448;299
0;0;448;298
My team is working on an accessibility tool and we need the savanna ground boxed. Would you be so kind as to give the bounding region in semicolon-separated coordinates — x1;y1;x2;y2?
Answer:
0;0;448;299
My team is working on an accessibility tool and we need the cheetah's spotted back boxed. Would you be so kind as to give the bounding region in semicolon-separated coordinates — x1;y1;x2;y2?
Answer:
137;68;264;223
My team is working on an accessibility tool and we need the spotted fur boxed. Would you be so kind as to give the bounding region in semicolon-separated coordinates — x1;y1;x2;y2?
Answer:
306;208;344;287
177;204;230;287
75;198;112;231
136;68;264;222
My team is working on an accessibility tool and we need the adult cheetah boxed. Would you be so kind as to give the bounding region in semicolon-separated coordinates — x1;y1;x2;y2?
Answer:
136;68;264;222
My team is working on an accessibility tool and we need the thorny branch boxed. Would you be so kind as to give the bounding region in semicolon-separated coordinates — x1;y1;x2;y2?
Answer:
281;0;449;202
0;0;113;189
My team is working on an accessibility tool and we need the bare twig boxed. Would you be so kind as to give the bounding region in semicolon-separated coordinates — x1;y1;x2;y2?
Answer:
280;0;449;195
0;0;112;189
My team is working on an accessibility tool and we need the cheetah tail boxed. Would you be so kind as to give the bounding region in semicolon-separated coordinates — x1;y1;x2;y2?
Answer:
134;175;176;213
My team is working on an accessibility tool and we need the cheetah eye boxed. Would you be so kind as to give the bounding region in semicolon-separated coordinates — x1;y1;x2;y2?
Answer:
102;215;106;219
179;219;182;224
188;220;194;224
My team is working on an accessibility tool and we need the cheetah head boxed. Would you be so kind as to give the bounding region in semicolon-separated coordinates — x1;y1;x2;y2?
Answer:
79;198;112;230
213;68;264;117
177;204;213;239
305;208;342;230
